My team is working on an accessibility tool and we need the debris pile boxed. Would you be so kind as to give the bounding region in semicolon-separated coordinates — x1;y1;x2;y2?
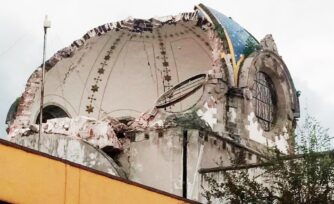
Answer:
10;116;133;149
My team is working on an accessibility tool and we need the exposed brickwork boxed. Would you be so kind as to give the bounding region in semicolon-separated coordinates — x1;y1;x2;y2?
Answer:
8;69;41;138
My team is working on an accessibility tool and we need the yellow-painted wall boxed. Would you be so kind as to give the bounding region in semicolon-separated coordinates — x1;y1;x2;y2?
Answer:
0;140;193;204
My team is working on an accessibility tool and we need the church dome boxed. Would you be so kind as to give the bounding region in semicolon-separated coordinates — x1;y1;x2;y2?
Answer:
8;4;265;127
198;4;259;64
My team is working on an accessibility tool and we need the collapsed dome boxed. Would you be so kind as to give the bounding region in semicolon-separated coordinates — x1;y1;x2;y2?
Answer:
22;8;214;123
8;4;299;141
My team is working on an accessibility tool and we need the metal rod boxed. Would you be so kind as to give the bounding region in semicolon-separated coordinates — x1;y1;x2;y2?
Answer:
189;143;204;199
198;150;334;174
182;129;188;198
38;16;51;150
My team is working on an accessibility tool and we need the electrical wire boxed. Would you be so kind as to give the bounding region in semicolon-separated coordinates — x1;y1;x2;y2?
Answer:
0;34;27;58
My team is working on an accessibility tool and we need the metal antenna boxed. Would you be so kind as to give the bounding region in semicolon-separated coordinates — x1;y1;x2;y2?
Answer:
38;15;51;150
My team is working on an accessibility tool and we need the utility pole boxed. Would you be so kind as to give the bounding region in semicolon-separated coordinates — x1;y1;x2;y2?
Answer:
38;15;51;150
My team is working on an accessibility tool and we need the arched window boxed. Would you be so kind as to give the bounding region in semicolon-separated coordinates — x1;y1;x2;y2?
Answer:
36;105;69;124
252;72;276;131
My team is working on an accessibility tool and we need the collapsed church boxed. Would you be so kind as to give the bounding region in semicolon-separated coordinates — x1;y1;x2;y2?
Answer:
4;3;300;203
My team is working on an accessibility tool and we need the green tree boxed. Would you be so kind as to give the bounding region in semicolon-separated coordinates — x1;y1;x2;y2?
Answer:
203;115;334;203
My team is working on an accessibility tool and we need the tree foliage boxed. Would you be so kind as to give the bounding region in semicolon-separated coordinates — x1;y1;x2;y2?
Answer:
203;115;334;203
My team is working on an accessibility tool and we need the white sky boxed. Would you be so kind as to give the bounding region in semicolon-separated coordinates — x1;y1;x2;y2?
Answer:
1;0;334;138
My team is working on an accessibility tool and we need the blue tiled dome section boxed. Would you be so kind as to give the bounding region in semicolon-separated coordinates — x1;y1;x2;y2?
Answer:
206;6;259;62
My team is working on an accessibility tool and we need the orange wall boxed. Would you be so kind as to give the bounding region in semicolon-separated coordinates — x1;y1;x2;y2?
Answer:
0;140;193;204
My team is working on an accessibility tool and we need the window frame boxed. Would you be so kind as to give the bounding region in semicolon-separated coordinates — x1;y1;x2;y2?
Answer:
252;71;277;131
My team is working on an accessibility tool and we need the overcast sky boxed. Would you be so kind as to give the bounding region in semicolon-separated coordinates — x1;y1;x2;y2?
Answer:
1;0;334;138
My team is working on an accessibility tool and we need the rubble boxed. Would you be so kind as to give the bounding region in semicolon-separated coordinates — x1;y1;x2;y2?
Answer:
10;116;131;150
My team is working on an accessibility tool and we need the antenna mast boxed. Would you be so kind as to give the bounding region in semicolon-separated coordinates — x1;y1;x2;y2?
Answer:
38;15;51;150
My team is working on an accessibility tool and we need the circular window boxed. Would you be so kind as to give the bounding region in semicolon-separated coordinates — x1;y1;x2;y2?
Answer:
155;74;206;109
252;72;277;131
